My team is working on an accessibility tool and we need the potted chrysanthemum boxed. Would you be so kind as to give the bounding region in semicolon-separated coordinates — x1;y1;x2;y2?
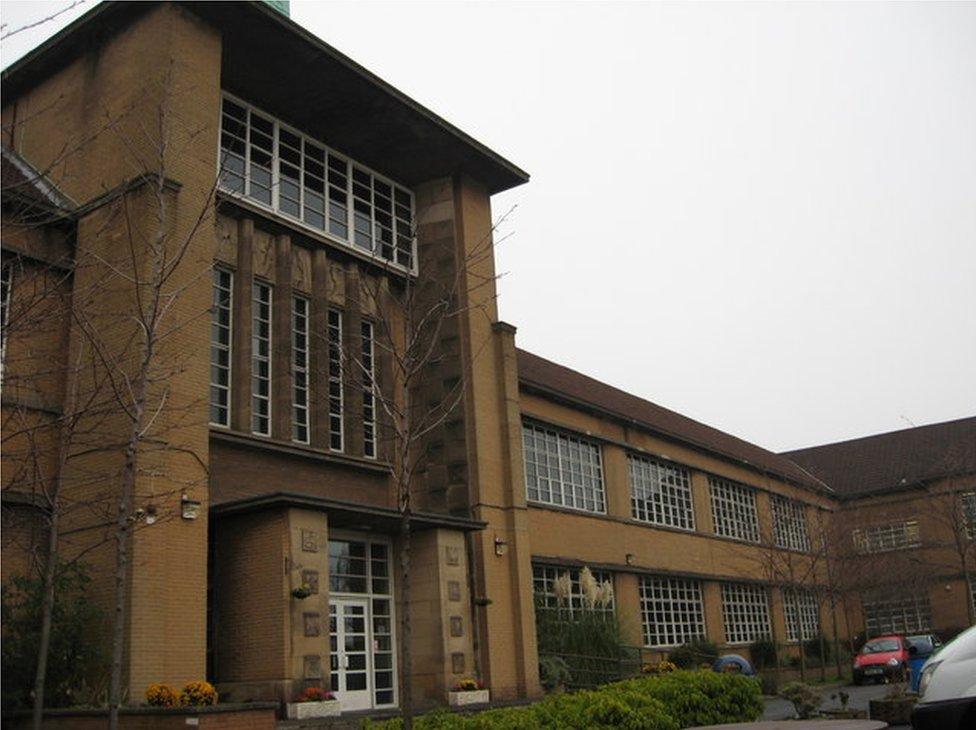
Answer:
285;686;340;719
448;678;489;707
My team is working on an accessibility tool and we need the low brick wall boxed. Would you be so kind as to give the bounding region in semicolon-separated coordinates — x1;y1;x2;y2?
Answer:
5;703;278;730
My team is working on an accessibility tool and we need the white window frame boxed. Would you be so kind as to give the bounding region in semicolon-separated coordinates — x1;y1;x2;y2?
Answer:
862;591;931;637
522;421;606;514
783;588;819;643
251;281;273;436
629;454;695;531
210;267;233;427
327;531;398;709
772;495;811;552
639;575;706;648
327;308;344;452
532;564;615;617
708;477;760;543
852;520;921;554
721;583;771;644
361;320;376;459
218;93;417;274
292;295;310;444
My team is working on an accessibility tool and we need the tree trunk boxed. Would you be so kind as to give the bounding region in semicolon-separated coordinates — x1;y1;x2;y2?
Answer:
399;509;413;730
31;504;61;730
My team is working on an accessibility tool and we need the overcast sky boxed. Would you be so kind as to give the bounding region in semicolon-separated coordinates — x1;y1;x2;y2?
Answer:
4;1;975;452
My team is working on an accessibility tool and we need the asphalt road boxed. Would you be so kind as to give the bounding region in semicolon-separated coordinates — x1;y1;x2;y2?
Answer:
763;682;907;727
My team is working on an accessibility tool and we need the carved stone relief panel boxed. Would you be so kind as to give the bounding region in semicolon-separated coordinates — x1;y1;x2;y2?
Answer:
252;228;275;280
214;215;237;266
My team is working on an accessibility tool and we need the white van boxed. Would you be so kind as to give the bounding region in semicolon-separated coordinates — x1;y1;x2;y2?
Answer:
911;624;976;730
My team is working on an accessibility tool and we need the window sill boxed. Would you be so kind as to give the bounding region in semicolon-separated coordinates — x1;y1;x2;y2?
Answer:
209;428;391;474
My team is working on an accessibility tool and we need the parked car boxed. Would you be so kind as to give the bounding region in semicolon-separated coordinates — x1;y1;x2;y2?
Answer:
852;634;909;684
911;624;976;730
906;634;943;692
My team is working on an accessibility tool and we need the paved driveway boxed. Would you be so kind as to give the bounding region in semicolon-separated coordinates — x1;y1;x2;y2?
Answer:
763;682;894;721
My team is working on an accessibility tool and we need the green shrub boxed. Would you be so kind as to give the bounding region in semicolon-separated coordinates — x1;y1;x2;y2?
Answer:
367;670;760;729
779;681;822;719
804;634;832;662
667;639;720;669
535;599;633;687
749;638;778;670
538;655;571;691
1;562;105;711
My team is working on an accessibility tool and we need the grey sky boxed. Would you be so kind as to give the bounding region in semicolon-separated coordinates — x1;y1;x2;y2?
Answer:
4;1;975;452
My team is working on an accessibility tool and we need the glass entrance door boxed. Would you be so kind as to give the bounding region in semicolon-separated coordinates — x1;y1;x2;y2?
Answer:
330;598;372;711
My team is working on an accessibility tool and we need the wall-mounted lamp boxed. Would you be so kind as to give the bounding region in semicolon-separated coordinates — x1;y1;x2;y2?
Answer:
494;537;508;557
181;493;201;521
625;553;635;566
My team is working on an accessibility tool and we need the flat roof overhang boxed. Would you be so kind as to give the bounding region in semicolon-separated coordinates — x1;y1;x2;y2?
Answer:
212;491;487;534
2;1;529;196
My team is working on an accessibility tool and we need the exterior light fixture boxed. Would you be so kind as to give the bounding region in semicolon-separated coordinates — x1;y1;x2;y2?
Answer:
181;493;201;521
493;537;508;556
625;553;635;566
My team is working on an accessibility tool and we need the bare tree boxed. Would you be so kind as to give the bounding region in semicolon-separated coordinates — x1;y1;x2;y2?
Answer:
346;204;513;728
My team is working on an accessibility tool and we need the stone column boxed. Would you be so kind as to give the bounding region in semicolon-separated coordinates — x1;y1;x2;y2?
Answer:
702;581;726;645
614;572;644;648
343;264;364;457
310;249;331;450
287;509;330;695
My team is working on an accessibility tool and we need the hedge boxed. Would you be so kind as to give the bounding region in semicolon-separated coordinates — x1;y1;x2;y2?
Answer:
367;670;763;729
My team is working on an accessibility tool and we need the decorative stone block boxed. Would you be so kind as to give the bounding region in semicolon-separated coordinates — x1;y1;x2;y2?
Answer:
301;570;319;594
447;580;461;601
286;700;341;720
301;529;318;553
452;652;465;674
445;546;460;566
303;654;322;679
303;612;321;637
448;689;490;707
450;616;463;637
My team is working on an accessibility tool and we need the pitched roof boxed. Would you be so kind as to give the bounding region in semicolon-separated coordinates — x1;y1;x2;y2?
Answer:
516;349;829;493
782;417;976;498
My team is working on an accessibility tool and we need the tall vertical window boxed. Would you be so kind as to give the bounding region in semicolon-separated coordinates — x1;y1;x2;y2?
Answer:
251;282;272;436
327;309;344;451
210;268;233;427
219;95;415;270
639;576;706;648
292;295;310;443
783;589;819;642
361;321;376;459
771;495;811;551
721;583;771;644
522;422;606;513
629;455;695;530
862;592;931;636
709;477;760;543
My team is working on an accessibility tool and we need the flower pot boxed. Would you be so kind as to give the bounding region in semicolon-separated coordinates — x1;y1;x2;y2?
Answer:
448;689;490;707
285;699;341;719
869;697;915;725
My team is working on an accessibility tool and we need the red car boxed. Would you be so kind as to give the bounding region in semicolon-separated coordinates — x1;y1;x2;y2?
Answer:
853;635;910;684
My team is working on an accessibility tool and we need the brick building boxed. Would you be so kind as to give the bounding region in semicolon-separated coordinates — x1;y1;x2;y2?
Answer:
1;0;973;717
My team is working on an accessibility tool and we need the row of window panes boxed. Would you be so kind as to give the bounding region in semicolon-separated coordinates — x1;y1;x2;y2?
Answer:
721;583;771;644
629;455;695;530
862;592;931;636
210;268;352;454
771;494;811;551
783;589;820;642
852;521;921;554
532;564;615;617
219;96;414;270
639;576;706;647
328;539;392;596
709;477;761;543
523;423;606;513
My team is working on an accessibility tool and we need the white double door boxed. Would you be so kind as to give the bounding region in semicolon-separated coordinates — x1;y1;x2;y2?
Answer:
330;598;372;712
